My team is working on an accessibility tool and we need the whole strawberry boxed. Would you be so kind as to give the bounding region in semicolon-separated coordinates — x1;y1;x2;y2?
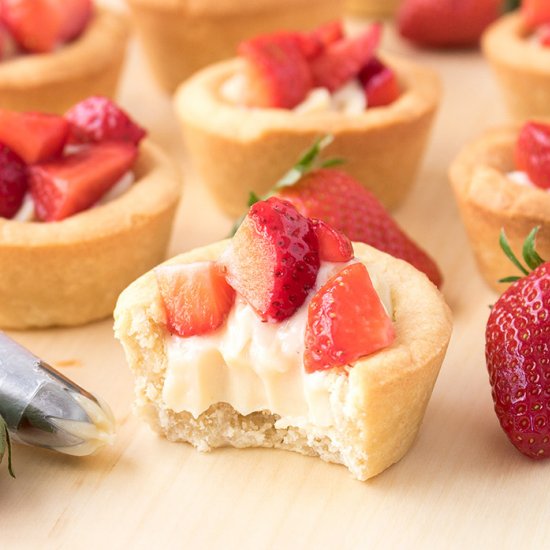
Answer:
486;229;550;459
397;0;502;48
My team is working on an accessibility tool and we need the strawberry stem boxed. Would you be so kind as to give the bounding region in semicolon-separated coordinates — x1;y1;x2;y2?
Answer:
498;227;546;283
503;0;520;13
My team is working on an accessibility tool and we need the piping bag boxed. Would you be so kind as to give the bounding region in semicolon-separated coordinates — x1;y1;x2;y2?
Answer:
0;332;115;458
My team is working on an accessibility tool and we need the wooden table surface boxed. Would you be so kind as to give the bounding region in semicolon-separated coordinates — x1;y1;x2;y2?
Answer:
2;7;549;550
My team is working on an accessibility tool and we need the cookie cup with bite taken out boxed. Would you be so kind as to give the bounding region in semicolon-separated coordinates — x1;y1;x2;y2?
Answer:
114;240;452;481
125;0;344;93
0;140;182;329
174;53;441;218
450;125;550;293
482;13;550;120
0;8;130;114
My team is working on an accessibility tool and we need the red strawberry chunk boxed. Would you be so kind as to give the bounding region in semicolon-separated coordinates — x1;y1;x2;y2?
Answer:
29;142;137;222
486;263;550;459
522;0;550;30
0;144;27;219
310;24;382;92
0;110;69;165
304;262;394;373
224;197;320;322
515;121;550;190
58;0;93;42
65;96;147;146
299;20;345;59
238;33;312;109
278;169;443;287
537;23;550;47
359;58;401;108
311;218;353;262
156;262;235;338
397;0;501;48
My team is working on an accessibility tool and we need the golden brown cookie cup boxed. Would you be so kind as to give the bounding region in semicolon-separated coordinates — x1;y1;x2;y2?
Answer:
0;8;130;114
346;0;402;18
450;125;550;293
482;13;550;121
125;0;344;93
174;54;441;218
0;141;182;329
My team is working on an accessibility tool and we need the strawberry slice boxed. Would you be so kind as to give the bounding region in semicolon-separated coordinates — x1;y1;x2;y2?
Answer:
156;262;235;338
537;23;550;46
311;219;353;262
29;142;138;222
304;263;395;373
515;121;550;190
522;0;550;30
224;197;320;322
0;144;27;219
310;24;382;92
299;21;345;59
359;58;401;108
1;0;92;52
0;110;69;165
238;33;313;109
65;96;147;146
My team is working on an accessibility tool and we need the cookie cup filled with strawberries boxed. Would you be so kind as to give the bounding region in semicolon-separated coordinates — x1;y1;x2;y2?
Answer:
482;1;550;120
114;197;452;481
0;2;130;114
125;0;343;93
0;98;182;329
175;22;441;217
450;120;550;292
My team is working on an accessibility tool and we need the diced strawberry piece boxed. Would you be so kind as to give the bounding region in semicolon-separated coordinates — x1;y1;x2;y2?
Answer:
1;0;62;53
155;262;235;338
58;0;93;42
310;24;382;92
359;58;401;108
65;96;147;146
397;0;501;48
311;218;353;262
537;23;550;47
224;197;320;322
29;142;137;222
0;110;69;165
304;263;395;373
1;0;92;52
238;33;313;109
515;121;550;190
522;0;550;30
0;144;27;219
299;20;345;59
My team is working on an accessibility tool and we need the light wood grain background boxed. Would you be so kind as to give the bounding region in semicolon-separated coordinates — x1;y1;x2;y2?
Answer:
1;3;549;549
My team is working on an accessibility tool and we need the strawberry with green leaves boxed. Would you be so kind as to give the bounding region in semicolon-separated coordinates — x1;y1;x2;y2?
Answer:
240;137;442;287
486;228;550;459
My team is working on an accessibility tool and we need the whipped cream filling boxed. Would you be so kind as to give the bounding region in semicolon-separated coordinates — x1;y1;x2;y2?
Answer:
162;260;393;428
506;170;550;192
12;171;135;222
220;74;367;116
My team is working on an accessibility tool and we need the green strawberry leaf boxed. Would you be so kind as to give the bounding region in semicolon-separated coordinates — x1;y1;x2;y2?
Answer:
499;229;529;276
248;191;261;207
503;0;521;13
0;416;15;478
498;275;522;283
522;226;546;271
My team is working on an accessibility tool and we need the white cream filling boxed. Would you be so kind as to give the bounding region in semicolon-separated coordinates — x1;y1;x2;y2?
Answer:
506;170;550;191
220;73;367;116
12;171;135;222
162;260;393;429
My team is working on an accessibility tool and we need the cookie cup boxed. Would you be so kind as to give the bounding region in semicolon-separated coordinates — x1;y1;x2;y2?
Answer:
346;0;402;18
0;8;130;114
482;13;550;120
174;54;441;218
126;0;344;93
114;241;452;481
0;141;182;329
450;125;550;293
